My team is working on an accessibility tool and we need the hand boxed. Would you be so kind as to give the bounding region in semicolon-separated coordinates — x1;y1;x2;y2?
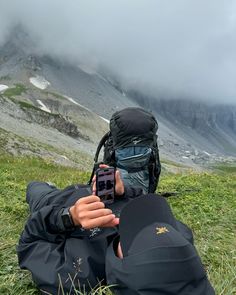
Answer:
69;195;119;229
92;164;125;196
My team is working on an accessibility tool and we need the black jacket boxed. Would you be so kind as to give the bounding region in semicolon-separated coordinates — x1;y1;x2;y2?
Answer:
17;183;145;294
17;184;193;294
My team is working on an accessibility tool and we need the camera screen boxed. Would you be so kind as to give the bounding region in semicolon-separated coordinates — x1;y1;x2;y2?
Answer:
96;168;115;203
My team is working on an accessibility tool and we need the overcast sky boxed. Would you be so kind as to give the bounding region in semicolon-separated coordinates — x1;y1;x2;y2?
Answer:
1;0;236;104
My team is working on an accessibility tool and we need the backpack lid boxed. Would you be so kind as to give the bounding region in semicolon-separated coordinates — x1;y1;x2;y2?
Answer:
110;107;158;149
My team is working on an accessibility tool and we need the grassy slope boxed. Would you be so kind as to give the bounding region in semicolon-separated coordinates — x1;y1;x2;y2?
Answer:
0;155;235;295
159;170;236;295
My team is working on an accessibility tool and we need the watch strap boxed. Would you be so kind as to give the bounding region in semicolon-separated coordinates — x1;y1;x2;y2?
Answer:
61;207;75;230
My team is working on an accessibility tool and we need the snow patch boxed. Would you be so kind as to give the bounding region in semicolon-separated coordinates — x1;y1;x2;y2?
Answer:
65;96;80;106
30;75;50;90
100;116;110;123
0;84;9;93
64;96;109;124
64;95;91;112
203;151;211;156
37;100;51;113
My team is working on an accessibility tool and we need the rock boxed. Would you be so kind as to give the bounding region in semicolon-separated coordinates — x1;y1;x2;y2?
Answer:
24;55;41;71
173;141;179;146
20;106;82;138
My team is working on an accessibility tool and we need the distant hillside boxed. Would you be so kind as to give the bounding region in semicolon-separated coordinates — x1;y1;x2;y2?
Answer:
0;86;109;170
0;27;235;170
128;91;236;155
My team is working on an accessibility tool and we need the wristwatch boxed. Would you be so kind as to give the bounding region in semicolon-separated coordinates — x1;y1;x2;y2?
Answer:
61;207;75;230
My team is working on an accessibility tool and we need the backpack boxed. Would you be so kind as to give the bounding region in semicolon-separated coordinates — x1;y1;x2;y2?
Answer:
88;107;161;193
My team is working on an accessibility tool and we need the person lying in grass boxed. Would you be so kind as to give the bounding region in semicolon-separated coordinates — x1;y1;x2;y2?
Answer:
17;165;214;294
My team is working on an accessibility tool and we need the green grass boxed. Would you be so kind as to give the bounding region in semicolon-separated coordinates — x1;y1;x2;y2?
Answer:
0;154;235;294
3;84;27;98
17;100;59;117
158;172;236;295
161;158;189;168
7;96;66;118
5;95;56;114
211;163;236;174
0;155;90;295
18;100;42;112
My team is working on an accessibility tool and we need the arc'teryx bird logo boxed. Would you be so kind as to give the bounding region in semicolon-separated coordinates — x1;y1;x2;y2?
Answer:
156;226;169;235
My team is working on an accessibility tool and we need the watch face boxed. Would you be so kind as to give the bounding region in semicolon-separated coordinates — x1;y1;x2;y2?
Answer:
62;208;74;229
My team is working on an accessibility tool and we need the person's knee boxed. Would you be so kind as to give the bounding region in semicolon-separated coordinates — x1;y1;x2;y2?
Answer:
26;181;41;191
26;181;48;204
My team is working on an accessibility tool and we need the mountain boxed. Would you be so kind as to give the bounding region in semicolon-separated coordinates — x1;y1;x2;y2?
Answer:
0;27;235;171
128;91;236;156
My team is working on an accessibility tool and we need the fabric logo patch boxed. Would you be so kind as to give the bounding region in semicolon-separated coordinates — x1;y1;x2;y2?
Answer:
156;226;169;235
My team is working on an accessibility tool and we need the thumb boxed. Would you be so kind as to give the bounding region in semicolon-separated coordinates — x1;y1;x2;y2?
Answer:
116;169;122;181
115;169;125;196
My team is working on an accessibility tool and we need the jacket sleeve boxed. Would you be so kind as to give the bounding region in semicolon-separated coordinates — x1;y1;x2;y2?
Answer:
18;205;71;245
16;205;97;294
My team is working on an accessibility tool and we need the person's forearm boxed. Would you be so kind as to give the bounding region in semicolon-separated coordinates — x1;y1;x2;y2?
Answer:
19;205;64;244
19;205;77;245
48;206;76;233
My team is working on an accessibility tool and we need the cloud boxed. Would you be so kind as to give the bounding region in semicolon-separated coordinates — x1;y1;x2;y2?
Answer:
0;0;236;104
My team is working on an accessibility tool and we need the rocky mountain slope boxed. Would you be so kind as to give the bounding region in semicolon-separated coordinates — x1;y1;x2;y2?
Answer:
128;91;236;157
0;28;235;171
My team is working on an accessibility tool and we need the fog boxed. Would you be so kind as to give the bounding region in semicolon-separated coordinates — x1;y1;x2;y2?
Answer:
1;0;236;104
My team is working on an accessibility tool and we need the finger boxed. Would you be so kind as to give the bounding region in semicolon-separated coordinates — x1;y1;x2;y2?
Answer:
87;214;116;228
102;217;120;228
99;164;109;168
78;195;100;204
77;202;105;212
92;182;96;195
92;175;96;193
85;201;105;211
86;208;113;219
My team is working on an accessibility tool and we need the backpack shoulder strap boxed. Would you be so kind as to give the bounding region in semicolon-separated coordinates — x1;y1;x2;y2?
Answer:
94;131;110;162
87;131;110;185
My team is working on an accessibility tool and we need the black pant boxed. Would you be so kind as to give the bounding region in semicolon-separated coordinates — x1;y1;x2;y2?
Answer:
26;181;61;213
